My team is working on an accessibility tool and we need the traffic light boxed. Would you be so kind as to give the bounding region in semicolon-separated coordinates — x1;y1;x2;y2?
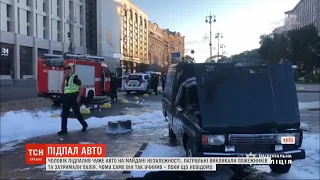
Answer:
67;32;71;38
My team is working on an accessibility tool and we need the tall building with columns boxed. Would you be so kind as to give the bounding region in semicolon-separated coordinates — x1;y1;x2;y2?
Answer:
118;0;149;73
274;0;320;34
148;21;185;71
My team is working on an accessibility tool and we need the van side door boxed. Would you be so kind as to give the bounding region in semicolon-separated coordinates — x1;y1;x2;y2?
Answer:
172;85;187;141
162;68;176;122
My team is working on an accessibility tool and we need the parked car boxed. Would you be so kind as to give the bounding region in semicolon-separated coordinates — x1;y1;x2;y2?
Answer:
162;63;305;174
124;73;150;94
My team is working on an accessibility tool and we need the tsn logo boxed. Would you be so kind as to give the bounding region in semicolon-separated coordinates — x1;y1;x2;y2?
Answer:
26;144;46;164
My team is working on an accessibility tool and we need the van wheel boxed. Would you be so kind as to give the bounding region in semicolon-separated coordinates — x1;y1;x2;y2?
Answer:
269;163;291;174
126;91;131;95
186;140;203;175
168;125;176;139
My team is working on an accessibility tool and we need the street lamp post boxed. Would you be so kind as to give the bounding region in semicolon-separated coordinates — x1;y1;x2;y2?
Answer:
215;32;223;59
244;52;248;66
65;14;75;53
205;12;216;59
220;44;226;55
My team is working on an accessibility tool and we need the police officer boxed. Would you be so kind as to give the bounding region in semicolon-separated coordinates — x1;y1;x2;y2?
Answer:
58;66;88;135
152;74;159;95
161;73;166;91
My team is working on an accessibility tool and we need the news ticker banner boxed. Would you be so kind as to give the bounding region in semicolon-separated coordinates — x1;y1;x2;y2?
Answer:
46;157;272;171
26;144;292;171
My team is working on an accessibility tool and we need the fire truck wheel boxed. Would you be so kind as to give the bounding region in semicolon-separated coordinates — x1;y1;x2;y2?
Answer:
52;99;63;106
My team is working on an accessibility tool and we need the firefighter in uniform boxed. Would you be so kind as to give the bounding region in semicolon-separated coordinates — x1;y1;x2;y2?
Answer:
58;66;88;135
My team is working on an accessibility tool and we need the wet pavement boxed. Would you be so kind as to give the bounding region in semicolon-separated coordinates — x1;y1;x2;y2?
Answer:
0;93;165;179
297;92;320;102
296;84;320;92
300;110;320;133
0;91;319;179
0;126;173;179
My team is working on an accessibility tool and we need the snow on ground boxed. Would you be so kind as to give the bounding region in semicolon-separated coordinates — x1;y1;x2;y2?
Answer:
0;110;165;144
255;133;320;180
299;101;320;110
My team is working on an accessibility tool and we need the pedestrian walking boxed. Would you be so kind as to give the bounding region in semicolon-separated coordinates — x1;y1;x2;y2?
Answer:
110;73;118;101
161;73;166;91
154;74;159;95
58;66;88;135
150;74;159;95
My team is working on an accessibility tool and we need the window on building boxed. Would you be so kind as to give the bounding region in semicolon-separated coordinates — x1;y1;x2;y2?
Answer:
80;28;84;46
0;43;14;76
7;5;11;17
20;46;33;79
58;6;61;16
124;10;127;16
27;26;31;36
38;48;49;57
43;16;47;27
43;1;46;12
57;21;61;31
27;11;31;23
43;29;47;39
130;10;133;19
80;6;83;24
135;13;138;23
69;1;73;12
140;17;142;26
18;9;20;33
6;21;10;32
26;0;31;6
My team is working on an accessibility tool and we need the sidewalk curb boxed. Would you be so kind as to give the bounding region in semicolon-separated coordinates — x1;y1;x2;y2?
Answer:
306;108;320;111
0;98;52;114
297;90;320;93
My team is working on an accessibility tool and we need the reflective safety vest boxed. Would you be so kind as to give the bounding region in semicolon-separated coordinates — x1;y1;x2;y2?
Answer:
64;74;79;94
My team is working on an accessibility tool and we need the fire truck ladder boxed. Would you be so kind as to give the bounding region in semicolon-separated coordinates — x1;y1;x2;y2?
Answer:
43;53;105;62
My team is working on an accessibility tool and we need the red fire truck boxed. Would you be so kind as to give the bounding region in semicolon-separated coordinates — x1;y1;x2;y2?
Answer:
37;53;112;105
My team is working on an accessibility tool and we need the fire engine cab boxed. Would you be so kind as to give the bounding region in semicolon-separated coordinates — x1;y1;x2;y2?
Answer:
37;53;111;105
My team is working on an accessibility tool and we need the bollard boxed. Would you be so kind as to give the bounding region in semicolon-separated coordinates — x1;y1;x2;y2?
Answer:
118;120;132;130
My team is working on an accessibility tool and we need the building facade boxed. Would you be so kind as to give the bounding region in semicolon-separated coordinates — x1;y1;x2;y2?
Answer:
148;21;185;71
96;0;121;71
283;0;320;33
0;0;86;82
119;0;148;73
